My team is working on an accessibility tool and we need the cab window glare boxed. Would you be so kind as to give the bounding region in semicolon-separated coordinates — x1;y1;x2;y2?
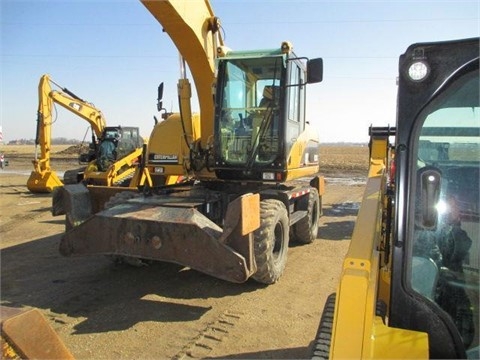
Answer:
411;70;479;354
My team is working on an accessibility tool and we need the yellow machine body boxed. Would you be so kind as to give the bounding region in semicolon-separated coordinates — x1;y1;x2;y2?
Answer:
329;133;428;359
313;38;479;360
27;74;107;193
28;74;147;192
54;0;325;286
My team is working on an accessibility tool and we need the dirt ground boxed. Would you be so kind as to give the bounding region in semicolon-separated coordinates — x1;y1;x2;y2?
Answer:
0;146;367;359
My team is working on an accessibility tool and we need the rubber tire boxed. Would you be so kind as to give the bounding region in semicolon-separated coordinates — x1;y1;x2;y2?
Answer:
252;199;289;284
311;293;336;360
293;188;320;244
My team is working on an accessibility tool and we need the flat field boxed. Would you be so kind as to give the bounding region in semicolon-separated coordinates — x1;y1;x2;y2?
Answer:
0;144;87;170
319;144;369;177
0;143;369;175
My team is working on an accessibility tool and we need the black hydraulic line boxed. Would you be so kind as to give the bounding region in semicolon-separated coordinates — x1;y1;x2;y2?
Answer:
35;112;42;145
49;77;86;103
62;87;85;103
177;95;193;153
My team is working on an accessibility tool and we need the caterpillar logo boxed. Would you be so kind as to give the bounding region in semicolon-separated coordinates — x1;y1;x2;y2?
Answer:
149;153;179;164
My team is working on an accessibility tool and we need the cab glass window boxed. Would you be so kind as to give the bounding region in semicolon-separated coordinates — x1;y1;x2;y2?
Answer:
288;63;301;122
410;69;479;355
218;57;282;165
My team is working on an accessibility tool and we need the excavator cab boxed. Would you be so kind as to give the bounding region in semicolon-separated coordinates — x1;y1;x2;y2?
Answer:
312;37;479;360
389;38;479;358
213;44;323;182
93;126;142;171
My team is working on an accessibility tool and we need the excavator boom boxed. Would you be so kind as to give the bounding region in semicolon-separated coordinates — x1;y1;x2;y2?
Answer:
49;87;106;139
28;74;108;193
140;0;223;149
28;74;145;193
28;75;64;192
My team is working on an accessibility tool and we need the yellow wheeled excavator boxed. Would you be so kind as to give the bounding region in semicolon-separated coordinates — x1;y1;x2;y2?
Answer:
27;74;144;193
53;0;325;284
311;37;479;359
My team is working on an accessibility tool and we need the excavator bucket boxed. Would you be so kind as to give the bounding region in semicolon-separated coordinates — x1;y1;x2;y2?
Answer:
1;306;74;359
27;170;63;193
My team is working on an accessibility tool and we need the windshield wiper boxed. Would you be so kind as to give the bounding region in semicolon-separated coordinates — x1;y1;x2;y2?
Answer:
246;106;274;169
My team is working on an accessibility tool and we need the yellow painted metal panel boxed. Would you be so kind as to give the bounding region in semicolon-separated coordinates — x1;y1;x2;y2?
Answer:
329;136;429;359
368;318;429;359
331;268;370;359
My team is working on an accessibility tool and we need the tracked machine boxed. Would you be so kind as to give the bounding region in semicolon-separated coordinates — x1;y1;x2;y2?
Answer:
53;0;325;284
27;74;143;193
312;38;479;358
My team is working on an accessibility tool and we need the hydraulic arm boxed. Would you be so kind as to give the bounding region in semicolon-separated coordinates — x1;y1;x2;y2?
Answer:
27;74;107;193
141;0;223;157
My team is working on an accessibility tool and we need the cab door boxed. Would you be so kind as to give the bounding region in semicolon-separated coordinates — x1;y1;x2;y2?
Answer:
285;60;306;166
390;39;479;359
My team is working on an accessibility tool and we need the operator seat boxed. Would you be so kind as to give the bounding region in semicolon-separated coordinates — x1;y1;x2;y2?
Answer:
411;256;439;300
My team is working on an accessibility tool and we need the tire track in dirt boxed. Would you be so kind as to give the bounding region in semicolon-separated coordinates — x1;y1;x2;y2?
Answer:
174;310;243;359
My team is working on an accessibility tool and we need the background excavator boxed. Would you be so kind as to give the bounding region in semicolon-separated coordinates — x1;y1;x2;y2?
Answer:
53;0;325;284
311;37;479;359
27;74;144;193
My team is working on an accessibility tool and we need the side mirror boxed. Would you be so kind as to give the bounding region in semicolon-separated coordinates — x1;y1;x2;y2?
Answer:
157;82;164;112
418;166;442;229
307;58;323;84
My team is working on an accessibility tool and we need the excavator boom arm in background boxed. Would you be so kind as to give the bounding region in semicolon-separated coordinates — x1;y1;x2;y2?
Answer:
27;74;108;193
48;89;106;140
36;74;107;149
29;74;148;193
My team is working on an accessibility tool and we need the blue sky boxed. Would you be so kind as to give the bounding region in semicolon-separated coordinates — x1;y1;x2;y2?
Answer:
1;0;479;143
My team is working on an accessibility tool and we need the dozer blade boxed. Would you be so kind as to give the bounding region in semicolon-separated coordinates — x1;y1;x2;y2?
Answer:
27;170;63;193
59;186;259;283
1;306;74;359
